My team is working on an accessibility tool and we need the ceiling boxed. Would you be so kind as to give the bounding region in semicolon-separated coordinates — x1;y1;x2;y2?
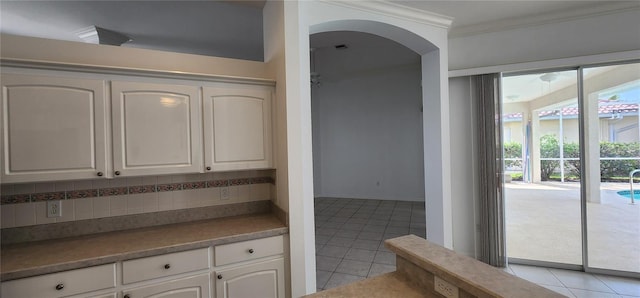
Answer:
0;1;266;61
1;1;637;61
394;1;638;37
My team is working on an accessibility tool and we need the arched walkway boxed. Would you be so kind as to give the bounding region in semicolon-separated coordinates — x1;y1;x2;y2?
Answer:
263;2;452;295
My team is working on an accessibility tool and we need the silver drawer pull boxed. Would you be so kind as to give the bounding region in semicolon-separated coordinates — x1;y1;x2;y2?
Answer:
248;248;254;254
164;263;171;269
55;283;64;291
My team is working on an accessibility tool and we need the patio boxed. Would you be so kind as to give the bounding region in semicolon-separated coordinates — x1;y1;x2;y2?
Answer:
506;181;640;274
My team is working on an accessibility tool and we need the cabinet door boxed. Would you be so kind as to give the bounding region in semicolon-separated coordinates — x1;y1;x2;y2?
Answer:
0;74;108;183
203;86;272;171
111;81;202;176
122;274;209;298
215;258;284;298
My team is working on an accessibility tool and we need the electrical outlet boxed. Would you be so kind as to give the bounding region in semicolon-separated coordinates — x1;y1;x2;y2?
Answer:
434;276;459;298
47;200;62;218
221;187;230;200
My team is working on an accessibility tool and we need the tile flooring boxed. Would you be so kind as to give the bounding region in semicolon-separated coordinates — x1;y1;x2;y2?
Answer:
314;197;640;297
314;197;426;291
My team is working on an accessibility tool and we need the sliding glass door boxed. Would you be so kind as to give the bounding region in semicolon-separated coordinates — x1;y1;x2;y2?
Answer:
502;69;582;266
583;63;640;274
502;61;640;276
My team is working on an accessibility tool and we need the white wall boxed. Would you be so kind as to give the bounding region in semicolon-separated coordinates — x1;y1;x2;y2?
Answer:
311;31;424;201
263;0;288;213
448;76;477;257
0;34;272;80
449;8;640;73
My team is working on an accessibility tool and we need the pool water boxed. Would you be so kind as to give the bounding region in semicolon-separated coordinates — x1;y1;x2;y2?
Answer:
617;190;640;199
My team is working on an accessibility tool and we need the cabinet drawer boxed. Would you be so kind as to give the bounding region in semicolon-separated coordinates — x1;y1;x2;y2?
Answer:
215;235;284;266
122;248;209;284
1;263;115;298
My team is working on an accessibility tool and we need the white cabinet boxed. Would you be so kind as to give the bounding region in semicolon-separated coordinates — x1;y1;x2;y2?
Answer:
120;248;210;298
111;81;202;176
122;248;209;284
215;258;285;298
1;236;287;298
0;74;108;183
1;263;116;298
0;67;275;184
122;274;210;298
214;235;283;266
214;236;285;298
203;86;273;171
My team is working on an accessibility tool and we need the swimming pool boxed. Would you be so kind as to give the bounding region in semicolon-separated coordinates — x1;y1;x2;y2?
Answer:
617;190;640;199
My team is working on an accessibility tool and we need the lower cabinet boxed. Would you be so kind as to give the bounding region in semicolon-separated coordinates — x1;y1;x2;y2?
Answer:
122;274;210;298
2;235;287;298
215;258;285;298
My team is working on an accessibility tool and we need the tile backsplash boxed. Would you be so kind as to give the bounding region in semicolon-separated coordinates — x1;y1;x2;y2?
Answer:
0;170;275;229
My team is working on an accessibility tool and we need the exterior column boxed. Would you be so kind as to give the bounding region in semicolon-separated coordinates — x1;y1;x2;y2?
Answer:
522;109;531;182
584;93;601;203
531;111;542;182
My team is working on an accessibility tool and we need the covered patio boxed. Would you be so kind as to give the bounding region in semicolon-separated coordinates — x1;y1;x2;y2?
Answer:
506;181;640;273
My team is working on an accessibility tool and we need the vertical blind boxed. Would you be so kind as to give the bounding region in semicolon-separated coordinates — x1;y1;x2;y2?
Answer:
474;73;507;267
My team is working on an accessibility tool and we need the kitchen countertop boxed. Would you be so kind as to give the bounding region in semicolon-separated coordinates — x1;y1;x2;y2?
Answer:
1;213;287;281
304;272;434;298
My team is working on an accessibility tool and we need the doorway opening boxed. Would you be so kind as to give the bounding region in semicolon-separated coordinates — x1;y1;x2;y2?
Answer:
310;31;426;290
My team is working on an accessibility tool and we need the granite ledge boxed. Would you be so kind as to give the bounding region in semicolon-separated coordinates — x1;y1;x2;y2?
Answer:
310;236;563;298
386;235;564;298
1;213;288;281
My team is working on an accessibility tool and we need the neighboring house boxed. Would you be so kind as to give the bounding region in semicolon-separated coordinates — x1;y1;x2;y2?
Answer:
503;104;639;144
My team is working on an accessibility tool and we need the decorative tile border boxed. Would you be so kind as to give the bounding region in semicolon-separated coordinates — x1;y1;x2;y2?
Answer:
1;177;274;205
67;190;99;199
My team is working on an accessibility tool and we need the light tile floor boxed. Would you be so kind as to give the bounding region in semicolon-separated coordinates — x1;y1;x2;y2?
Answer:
314;197;640;297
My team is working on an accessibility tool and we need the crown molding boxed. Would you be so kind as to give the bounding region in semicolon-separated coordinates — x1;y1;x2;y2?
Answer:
449;1;640;38
0;58;276;86
320;0;453;29
448;50;640;78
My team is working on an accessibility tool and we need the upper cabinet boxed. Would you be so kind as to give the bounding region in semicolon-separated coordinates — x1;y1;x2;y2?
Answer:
0;67;274;184
111;81;202;176
1;74;108;183
203;85;273;171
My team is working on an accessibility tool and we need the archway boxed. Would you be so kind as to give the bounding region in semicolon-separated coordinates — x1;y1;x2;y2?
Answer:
310;29;427;290
304;18;451;293
262;2;453;295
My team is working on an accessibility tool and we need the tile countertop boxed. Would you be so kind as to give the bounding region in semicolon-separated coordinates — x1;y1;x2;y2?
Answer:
1;213;288;281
